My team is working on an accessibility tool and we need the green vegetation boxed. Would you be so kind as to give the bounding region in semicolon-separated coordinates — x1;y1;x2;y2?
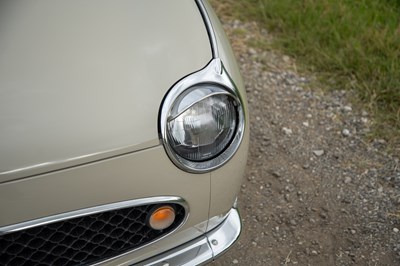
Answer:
216;0;400;149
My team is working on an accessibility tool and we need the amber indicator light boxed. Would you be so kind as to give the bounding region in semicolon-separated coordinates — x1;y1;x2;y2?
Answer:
148;206;176;230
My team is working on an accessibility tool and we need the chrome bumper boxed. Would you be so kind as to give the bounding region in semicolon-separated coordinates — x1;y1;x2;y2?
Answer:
135;208;241;266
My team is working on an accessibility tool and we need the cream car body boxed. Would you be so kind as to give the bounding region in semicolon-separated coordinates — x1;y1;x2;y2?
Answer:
0;1;249;265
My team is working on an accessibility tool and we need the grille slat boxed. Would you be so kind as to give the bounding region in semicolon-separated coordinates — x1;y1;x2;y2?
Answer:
0;203;185;266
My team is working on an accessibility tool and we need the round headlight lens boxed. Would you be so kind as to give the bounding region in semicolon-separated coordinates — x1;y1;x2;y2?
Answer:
160;59;245;173
167;85;238;162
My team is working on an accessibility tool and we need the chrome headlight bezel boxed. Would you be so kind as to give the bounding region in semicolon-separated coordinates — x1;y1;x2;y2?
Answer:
159;59;245;173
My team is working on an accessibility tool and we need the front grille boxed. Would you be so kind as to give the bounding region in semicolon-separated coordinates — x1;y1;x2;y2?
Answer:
0;203;185;266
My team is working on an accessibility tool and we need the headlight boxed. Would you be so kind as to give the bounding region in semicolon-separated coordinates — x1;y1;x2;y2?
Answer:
160;59;245;173
167;85;237;161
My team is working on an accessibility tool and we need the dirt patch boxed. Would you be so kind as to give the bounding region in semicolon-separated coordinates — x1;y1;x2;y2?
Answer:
211;14;400;266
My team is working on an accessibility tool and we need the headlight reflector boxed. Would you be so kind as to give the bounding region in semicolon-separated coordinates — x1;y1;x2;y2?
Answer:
167;85;237;162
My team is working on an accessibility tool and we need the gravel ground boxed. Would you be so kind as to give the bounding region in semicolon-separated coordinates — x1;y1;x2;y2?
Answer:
211;15;400;266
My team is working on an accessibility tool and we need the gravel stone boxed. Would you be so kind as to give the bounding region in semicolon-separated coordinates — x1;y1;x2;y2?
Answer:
311;250;318;256
282;127;293;135
248;48;256;55
319;212;328;219
343;106;353;112
342;129;351;137
344;176;352;184
313;150;325;157
272;171;282;178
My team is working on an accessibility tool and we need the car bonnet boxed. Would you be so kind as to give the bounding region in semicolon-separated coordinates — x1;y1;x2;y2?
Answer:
0;0;212;182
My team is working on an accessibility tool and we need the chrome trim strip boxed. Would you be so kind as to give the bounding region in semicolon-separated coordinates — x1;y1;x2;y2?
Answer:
135;207;241;266
0;196;188;236
159;59;246;173
195;0;219;58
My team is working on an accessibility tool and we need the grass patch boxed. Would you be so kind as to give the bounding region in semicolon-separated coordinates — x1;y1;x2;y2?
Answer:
212;0;400;152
